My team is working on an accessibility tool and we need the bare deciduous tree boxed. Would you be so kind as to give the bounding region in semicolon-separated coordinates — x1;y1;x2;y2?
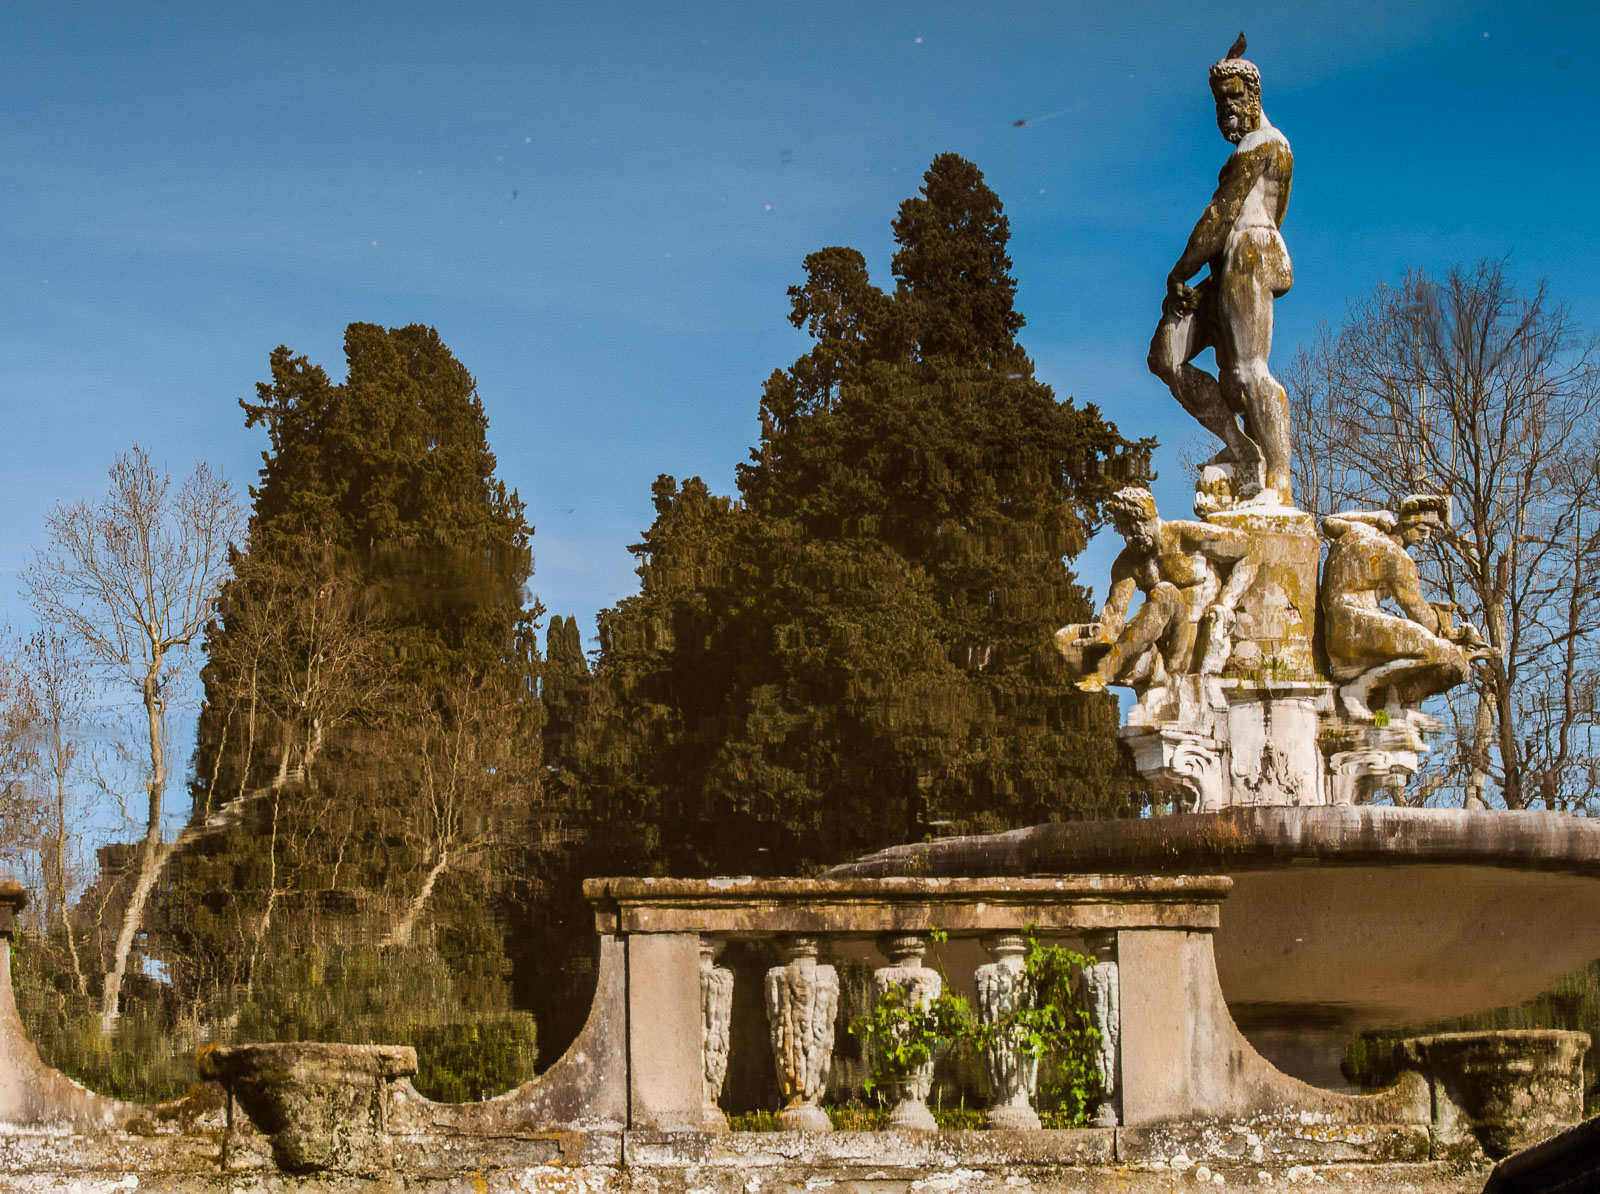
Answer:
1288;261;1600;811
383;669;539;948
0;635;42;879
23;631;91;994
25;447;243;1030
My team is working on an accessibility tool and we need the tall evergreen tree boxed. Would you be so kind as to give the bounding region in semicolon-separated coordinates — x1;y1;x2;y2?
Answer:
537;155;1148;1054
149;324;543;1098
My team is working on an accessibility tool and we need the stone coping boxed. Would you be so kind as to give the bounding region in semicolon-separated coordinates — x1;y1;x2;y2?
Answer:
583;874;1230;934
827;806;1600;879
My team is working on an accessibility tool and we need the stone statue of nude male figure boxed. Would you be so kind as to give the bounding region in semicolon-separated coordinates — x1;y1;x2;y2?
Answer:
1055;487;1257;700
1320;496;1495;716
1148;34;1295;507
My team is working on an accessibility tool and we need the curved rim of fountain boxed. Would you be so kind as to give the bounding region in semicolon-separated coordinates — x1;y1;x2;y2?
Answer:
823;805;1600;880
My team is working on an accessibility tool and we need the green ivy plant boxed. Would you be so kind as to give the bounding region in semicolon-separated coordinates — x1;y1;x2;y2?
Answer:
849;928;972;1100
849;926;1105;1123
976;930;1103;1123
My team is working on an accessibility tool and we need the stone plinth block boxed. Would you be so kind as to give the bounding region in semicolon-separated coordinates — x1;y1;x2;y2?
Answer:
1205;505;1319;679
0;882;25;937
198;1041;415;1175
1222;680;1327;806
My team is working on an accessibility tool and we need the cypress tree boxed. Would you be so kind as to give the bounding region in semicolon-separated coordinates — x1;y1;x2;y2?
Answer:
535;155;1148;1053
153;324;543;1098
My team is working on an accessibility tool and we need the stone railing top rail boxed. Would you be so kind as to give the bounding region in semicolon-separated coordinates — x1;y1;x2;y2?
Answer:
583;874;1231;935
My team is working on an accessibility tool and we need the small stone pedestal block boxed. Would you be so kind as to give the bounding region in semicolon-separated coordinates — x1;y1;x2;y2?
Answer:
0;881;25;938
198;1042;416;1175
764;935;839;1132
1203;505;1319;679
1401;1030;1591;1159
975;932;1039;1131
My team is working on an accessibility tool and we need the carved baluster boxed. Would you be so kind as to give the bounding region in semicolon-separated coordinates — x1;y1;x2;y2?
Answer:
1079;932;1120;1127
700;937;734;1132
764;935;838;1132
872;933;940;1131
975;932;1039;1130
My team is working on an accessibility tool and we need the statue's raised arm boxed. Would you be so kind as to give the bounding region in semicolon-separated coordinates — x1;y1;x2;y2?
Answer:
1147;34;1295;508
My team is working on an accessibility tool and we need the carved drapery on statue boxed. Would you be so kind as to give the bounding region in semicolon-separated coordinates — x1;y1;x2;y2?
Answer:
1056;36;1489;810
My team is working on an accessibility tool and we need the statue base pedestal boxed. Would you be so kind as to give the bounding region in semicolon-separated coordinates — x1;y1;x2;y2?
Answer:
1123;678;1446;810
1122;679;1331;811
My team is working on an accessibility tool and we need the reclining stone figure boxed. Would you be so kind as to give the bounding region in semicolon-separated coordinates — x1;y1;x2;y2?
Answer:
1320;495;1493;718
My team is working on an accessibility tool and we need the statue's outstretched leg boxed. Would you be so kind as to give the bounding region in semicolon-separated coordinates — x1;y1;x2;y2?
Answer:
1078;583;1182;693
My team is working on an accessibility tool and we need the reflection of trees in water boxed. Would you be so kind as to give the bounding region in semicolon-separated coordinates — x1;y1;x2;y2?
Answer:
1345;959;1600;1116
532;155;1147;1062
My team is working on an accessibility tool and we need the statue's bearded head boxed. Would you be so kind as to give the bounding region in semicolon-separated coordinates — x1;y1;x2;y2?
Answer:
1107;487;1161;546
1209;58;1261;144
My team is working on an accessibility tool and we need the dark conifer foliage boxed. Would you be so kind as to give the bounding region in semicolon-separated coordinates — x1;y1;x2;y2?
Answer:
536;155;1148;1053
151;324;542;1098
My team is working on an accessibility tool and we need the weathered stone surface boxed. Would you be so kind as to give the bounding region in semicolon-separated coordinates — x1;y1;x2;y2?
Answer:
700;938;734;1131
975;933;1040;1131
764;937;838;1132
197;1041;415;1174
625;932;705;1130
829;807;1600;1080
0;1127;1494;1193
389;932;629;1135
1400;1030;1589;1160
829;805;1600;880
1206;506;1318;678
1079;932;1120;1127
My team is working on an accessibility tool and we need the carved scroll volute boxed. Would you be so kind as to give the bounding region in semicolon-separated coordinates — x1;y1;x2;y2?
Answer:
764;935;838;1132
1080;932;1120;1127
872;933;941;1131
700;937;734;1132
975;932;1040;1131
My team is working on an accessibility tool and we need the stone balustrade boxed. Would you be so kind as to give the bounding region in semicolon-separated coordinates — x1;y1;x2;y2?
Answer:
580;874;1236;1132
0;874;1589;1187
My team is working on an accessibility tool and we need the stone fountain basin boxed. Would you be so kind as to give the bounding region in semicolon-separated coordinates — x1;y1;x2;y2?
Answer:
830;806;1600;1085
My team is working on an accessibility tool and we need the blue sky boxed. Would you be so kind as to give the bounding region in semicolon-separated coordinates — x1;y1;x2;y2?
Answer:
3;1;1595;651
